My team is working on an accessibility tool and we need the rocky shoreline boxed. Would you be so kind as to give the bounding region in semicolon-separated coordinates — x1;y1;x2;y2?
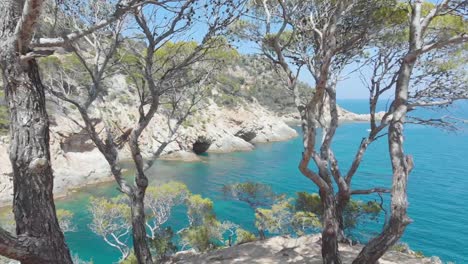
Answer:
0;101;298;205
0;101;384;206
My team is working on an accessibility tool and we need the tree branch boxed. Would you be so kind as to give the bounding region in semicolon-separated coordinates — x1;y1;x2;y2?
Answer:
31;0;144;48
14;0;47;53
350;188;391;195
419;33;468;54
409;97;468;108
0;227;33;261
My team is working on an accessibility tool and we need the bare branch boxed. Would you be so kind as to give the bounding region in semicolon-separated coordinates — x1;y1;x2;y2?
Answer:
14;0;47;53
419;33;468;54
0;227;34;262
31;0;144;48
350;188;391;195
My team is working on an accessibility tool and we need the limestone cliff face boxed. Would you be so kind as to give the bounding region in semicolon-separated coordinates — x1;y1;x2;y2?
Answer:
0;97;298;204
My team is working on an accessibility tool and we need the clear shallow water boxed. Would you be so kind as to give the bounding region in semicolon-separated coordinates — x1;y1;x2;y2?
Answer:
55;100;468;263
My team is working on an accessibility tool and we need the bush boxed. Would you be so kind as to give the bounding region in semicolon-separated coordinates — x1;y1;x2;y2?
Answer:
181;226;216;252
236;229;256;244
120;253;137;264
150;227;177;261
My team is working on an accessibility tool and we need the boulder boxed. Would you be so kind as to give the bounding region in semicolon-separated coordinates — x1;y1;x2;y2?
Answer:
208;134;254;153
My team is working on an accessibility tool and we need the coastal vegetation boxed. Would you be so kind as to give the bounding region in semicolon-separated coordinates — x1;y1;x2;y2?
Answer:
0;0;466;264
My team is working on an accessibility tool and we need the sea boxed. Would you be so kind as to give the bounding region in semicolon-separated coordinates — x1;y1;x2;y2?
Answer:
21;100;468;263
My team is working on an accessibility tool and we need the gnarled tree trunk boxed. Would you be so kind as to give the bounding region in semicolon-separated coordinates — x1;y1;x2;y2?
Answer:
2;60;73;264
0;1;73;263
320;189;342;264
129;131;153;264
352;57;416;264
130;193;152;264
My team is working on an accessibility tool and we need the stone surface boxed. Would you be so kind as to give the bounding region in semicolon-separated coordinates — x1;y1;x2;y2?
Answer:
166;235;443;264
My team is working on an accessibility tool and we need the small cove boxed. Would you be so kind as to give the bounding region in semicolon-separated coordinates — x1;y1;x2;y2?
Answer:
3;100;468;263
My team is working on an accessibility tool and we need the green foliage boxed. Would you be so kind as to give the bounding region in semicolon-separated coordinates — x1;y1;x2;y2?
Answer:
391;243;408;253
415;251;425;258
295;192;322;214
38;55;62;73
56;209;76;232
0;107;8;135
255;198;294;235
88;195;131;236
372;2;408;25
217;55;314;112
119;253;137;264
186;194;216;226
145;181;190;236
235;228;256;244
182;195;229;252
296;191;382;234
223;182;278;208
152;39;238;75
181;226;216;252
343;200;381;230
146;181;189;203
0;209;15;233
150;227;177;262
291;211;321;236
39;54;92;85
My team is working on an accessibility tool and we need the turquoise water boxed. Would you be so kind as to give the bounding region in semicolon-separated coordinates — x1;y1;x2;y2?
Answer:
55;100;468;263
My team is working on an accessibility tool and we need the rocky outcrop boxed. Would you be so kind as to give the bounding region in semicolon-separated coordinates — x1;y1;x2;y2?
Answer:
0;98;298;205
166;235;443;264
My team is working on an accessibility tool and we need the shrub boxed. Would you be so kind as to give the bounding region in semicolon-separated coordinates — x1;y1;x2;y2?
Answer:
236;228;256;244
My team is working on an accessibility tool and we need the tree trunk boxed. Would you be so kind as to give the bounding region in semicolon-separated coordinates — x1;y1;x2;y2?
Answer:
351;122;412;263
131;192;153;264
335;192;350;243
352;58;415;264
0;1;73;263
129;129;153;264
2;60;73;263
320;189;342;264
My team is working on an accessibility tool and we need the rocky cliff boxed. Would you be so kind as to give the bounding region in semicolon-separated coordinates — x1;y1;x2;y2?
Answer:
0;93;384;205
0;98;298;205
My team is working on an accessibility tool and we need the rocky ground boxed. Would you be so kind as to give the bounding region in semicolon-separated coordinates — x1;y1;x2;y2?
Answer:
167;235;443;264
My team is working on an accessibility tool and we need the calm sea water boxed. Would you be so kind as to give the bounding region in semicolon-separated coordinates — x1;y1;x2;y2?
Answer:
54;100;468;263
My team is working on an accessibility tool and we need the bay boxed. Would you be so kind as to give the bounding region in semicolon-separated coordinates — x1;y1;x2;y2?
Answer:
56;100;468;263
